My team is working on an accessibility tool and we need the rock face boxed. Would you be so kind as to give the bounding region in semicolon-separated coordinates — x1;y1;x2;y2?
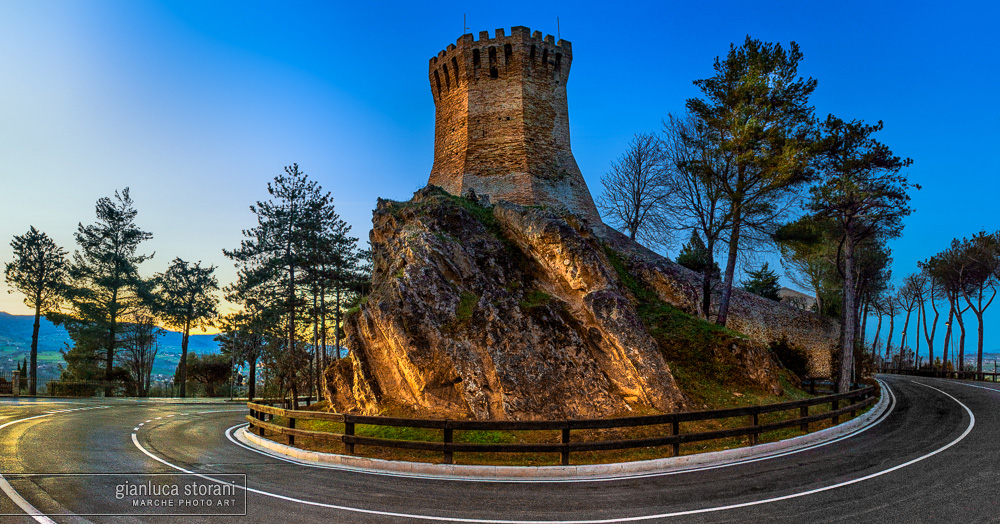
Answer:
329;187;685;420
327;187;808;419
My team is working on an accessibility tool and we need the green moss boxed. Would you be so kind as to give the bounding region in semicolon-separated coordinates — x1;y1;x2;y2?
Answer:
456;291;478;321
519;289;552;310
602;245;799;406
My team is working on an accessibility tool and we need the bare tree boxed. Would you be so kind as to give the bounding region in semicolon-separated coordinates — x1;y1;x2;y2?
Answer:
598;133;672;251
661;114;732;317
119;309;161;397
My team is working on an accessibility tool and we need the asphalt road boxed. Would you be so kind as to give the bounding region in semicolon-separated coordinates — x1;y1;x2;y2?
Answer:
0;374;996;523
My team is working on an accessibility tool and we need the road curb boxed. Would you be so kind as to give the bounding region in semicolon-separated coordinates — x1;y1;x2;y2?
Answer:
237;380;890;480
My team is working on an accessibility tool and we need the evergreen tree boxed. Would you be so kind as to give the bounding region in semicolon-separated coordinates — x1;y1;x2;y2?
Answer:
154;258;219;398
50;188;153;390
5;227;68;395
808;116;915;392
686;36;818;326
741;262;781;301
676;231;720;279
224;164;336;405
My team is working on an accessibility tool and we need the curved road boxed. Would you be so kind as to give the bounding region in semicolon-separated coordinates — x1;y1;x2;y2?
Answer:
0;375;995;523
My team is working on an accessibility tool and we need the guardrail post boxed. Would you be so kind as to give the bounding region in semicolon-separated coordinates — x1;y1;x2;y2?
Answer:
671;418;680;457
832;399;840;425
259;409;266;436
749;409;759;446
288;416;296;446
344;419;355;455
800;405;809;432
12;371;19;397
443;426;454;465
561;427;571;466
809;379;816;395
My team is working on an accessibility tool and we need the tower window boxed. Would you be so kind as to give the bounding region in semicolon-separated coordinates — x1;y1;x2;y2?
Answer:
473;49;481;78
434;70;442;97
443;63;451;89
504;44;512;69
555;53;562;71
451;57;459;85
541;48;548;69
488;46;498;79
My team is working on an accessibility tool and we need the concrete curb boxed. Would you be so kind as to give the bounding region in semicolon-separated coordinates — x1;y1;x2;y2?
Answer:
237;380;890;480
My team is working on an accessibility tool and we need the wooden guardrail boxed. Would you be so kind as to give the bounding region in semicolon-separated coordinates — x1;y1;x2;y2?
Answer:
246;385;877;465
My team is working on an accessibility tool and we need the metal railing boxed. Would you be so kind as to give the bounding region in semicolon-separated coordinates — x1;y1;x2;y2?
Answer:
246;385;877;465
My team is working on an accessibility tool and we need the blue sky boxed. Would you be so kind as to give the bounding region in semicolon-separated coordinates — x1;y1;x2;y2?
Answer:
1;1;998;358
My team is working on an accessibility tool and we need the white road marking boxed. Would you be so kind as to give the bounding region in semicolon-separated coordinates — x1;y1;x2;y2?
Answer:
224;380;897;484
130;380;974;523
0;411;64;524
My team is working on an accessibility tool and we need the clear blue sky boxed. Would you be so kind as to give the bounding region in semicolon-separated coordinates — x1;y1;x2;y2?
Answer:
2;1;998;357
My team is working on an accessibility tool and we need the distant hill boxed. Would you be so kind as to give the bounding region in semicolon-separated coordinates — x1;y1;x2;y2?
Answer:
0;311;220;382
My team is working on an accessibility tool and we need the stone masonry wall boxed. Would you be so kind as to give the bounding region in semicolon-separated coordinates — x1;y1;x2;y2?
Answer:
427;27;600;224
598;226;837;377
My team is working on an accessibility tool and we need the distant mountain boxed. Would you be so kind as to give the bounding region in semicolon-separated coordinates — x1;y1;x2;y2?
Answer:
0;312;220;381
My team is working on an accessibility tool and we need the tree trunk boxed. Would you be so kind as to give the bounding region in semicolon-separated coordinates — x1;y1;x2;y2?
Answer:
885;315;895;369
956;306;967;371
179;318;191;398
30;297;41;396
248;354;257;401
701;238;716;319
942;305;954;371
859;301;869;350
716;214;743;327
922;295;939;372
898;309;913;372
976;310;984;375
838;235;857;393
335;287;342;360
871;313;883;359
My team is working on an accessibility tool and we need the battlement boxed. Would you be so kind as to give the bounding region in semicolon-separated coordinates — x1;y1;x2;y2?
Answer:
428;26;572;100
426;26;600;224
430;26;570;63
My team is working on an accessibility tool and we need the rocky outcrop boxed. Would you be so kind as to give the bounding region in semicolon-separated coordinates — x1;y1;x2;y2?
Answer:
329;187;687;420
327;187;808;420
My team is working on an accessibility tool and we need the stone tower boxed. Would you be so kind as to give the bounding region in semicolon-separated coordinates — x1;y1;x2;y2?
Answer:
427;26;601;223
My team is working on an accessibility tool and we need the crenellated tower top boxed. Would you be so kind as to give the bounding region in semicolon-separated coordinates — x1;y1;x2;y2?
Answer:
426;26;599;223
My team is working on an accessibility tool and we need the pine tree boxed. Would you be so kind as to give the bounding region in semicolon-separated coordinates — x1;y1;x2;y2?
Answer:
224;164;337;406
51;188;153;390
676;231;720;279
5;227;68;395
741;262;781;301
154;258;219;398
686;36;818;326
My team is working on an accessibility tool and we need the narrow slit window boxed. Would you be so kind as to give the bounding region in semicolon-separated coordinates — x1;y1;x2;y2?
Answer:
555;53;562;71
541;48;548;69
473;49;481;77
451;57;460;85
443;63;451;90
434;70;442;97
488;46;498;78
504;44;512;69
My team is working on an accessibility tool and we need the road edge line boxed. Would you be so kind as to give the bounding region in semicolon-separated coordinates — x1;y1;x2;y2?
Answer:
235;380;893;481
